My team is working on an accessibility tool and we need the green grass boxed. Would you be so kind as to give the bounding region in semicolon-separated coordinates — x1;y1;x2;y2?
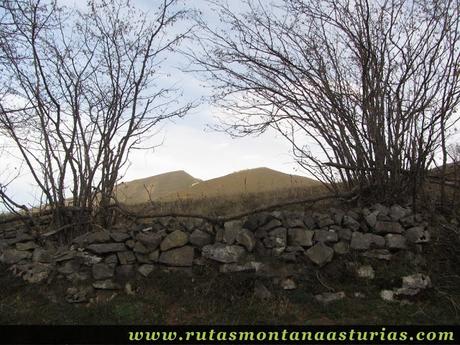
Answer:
1;260;459;325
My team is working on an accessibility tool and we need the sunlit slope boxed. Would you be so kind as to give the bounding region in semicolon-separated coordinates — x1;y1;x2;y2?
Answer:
170;167;320;200
114;170;201;204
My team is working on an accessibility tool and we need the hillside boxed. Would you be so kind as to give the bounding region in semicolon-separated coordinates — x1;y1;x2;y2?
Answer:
170;167;320;200
114;170;201;204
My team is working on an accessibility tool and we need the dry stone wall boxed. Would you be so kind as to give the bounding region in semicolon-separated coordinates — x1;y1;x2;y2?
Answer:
0;203;432;300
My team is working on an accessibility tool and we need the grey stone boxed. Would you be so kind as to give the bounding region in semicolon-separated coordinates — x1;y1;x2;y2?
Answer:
337;228;352;241
305;243;334;266
356;265;375;279
149;250;160;262
15;241;38;251
372;203;389;216
367;233;386;248
57;259;80;275
92;263;114;280
343;215;361;231
303;214;316;228
365;211;379;228
160;230;188;251
21;263;52;284
385;234;407;249
77;251;102;266
136;232;162;250
402;273;432;290
315;292;346;304
135;253;151;264
189;229;212;247
0;249;32;264
219;261;262;273
380;290;395;302
159;246;194;266
390;205;410;221
236;229;256;252
405;227;430;243
314;229;338;243
269;227;287;247
116;265;135;279
288;228;314;247
32;248;54;263
133;241;149;254
374;221;404;234
223;220;243;244
87;243;126;254
215;227;224;242
284;218;305;229
260;219;283;231
138;264;154;277
317;216;334;228
350;232;372;250
92;279;121;290
104;254;118;265
201;243;245;263
333;241;349;255
117;251;136;265
110;232;131;242
281;277;297;290
361;249;392;261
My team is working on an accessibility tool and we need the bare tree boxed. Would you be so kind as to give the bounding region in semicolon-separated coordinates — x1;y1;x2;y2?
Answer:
191;0;460;204
0;0;193;230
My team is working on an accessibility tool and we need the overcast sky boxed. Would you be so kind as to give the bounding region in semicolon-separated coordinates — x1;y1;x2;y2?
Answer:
1;0;306;207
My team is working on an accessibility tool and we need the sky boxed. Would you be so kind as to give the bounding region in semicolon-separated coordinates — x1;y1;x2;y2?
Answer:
0;0;306;208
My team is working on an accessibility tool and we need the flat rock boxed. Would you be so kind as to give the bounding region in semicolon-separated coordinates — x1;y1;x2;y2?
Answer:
223;220;243;244
281;277;296;290
92;279;121;290
136;232;162;250
92;263;114;280
117;251;136;265
159;246;194;266
350;232;371;250
87;243;126;254
0;249;32;264
356;265;375;279
385;234;407;249
110;232;131;242
160;230;188;251
315;291;346;304
236;229;256;251
402;273;431;290
201;243;245;263
305;243;333;266
15;241;38;251
314;229;338;243
333;241;349;255
189;229;212;247
343;215;360;231
361;249;392;261
390;205;410;221
374;221;404;234
404;227;430;243
137;264;154;277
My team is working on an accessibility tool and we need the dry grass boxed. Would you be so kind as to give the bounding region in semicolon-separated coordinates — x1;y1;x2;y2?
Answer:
124;183;328;218
116;167;323;217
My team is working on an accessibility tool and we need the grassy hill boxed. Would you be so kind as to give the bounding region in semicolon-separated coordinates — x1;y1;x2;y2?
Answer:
119;167;323;216
172;167;320;200
114;170;201;204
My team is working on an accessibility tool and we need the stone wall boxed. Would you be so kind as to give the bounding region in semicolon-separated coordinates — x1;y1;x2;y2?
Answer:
0;203;432;300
